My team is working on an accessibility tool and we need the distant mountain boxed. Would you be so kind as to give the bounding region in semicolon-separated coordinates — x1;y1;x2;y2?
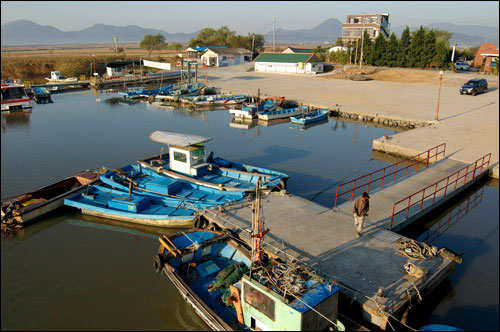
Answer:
264;18;343;45
1;20;198;46
2;19;497;48
391;23;498;47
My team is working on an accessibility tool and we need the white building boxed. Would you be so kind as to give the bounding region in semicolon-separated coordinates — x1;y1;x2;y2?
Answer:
254;53;324;74
200;48;252;67
329;46;348;53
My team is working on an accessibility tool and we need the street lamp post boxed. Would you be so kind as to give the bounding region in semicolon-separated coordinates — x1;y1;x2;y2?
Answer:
435;71;443;121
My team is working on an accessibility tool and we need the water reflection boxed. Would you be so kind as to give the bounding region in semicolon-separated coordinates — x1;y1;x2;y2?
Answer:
1;111;32;134
229;117;257;130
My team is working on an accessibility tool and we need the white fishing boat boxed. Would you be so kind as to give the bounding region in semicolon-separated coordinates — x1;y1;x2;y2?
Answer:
1;82;34;113
45;71;78;83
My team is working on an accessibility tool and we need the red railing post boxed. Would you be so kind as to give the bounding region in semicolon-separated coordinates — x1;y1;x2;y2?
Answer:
380;169;385;188
367;174;372;193
406;197;411;219
416;154;420;172
433;182;438;203
390;204;396;229
334;186;340;208
426;150;430;167
351;180;356;201
444;177;450;196
472;160;478;179
393;164;398;183
464;165;470;184
420;190;425;210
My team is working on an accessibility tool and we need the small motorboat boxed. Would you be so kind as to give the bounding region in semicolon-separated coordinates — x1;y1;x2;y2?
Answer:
138;130;289;193
290;109;329;125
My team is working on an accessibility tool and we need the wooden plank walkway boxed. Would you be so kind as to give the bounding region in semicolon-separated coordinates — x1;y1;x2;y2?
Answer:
201;158;485;329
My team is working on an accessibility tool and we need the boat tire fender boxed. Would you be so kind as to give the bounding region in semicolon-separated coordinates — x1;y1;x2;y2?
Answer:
208;222;221;231
154;254;164;273
193;217;203;229
280;178;287;190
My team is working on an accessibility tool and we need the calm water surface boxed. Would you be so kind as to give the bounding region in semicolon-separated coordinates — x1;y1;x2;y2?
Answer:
1;89;498;330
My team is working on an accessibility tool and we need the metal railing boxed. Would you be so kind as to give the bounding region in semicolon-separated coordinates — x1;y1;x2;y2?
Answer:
390;153;491;229
334;143;446;208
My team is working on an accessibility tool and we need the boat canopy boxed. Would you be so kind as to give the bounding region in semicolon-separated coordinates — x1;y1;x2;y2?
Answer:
150;130;212;147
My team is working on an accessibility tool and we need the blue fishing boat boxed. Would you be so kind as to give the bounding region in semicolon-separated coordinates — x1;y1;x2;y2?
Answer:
155;83;205;102
230;97;285;119
64;184;197;227
139;84;175;97
290;109;329;125
117;86;147;100
138;131;289;192
258;105;309;121
154;179;343;331
31;87;52;103
100;164;246;208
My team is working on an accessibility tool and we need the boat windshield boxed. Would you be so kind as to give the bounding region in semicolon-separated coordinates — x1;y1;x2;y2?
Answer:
1;87;26;101
191;146;205;163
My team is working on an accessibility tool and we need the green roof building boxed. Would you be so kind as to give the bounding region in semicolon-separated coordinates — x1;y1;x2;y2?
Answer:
253;53;324;74
282;47;329;54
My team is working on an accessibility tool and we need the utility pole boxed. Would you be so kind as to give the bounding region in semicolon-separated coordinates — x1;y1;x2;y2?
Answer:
251;34;255;57
113;37;118;56
273;18;276;52
359;14;365;69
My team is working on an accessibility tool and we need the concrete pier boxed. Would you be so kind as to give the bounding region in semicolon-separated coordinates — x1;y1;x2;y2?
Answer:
201;156;488;329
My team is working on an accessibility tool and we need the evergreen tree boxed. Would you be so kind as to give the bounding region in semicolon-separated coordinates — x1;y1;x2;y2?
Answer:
360;30;373;66
372;33;387;66
385;33;399;67
408;26;427;68
424;29;437;67
433;41;451;68
398;26;411;67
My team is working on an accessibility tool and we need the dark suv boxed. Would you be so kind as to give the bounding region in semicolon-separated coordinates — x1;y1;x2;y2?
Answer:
460;79;488;96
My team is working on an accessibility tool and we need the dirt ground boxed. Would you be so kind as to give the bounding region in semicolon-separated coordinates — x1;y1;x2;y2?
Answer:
323;66;499;87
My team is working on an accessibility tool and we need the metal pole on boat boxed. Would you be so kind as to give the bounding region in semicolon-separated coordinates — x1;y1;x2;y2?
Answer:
128;181;133;201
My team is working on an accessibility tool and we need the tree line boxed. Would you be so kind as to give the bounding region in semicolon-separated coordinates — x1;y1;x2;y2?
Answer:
139;26;265;59
188;26;265;55
326;26;475;69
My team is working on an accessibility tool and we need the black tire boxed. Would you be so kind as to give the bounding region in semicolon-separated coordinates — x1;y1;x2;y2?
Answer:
154;254;164;273
472;90;477;96
193;217;202;229
280;178;288;190
208;222;221;231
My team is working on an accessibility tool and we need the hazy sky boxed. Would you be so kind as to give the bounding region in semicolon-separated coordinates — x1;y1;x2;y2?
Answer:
2;1;498;34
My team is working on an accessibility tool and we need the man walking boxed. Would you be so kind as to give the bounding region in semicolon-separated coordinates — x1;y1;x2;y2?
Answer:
353;192;370;238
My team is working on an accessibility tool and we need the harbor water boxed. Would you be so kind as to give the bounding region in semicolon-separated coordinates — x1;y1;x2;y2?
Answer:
1;89;498;330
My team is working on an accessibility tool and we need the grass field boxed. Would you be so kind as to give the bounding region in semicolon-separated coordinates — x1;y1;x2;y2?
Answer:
1;43;181;83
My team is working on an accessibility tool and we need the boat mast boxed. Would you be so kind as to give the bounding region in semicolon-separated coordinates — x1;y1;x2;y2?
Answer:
251;177;269;266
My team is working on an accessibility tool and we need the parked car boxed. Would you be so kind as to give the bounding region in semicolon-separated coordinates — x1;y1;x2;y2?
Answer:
455;61;470;71
459;79;488;96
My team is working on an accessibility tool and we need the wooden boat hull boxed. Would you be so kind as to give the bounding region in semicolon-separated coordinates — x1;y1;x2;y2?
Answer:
1;171;101;224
